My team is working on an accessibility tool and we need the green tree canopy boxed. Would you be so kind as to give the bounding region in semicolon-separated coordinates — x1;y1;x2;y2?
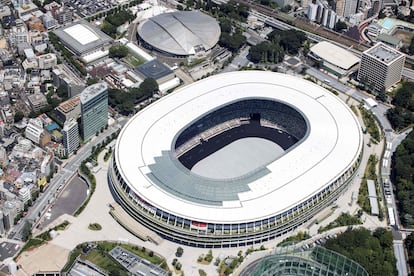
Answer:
109;45;129;58
14;111;24;122
324;228;396;276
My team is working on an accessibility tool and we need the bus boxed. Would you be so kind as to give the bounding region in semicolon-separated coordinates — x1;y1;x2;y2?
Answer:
388;207;396;227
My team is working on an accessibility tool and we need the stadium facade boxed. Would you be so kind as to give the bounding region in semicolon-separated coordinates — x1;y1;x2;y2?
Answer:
137;11;220;57
108;71;363;248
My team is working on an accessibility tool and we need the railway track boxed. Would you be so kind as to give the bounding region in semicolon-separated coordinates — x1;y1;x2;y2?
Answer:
236;0;370;51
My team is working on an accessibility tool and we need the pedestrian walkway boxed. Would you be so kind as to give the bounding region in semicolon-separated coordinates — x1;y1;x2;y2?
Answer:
109;202;163;245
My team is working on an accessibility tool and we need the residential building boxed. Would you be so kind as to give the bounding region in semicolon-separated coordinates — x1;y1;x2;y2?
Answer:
15;2;39;18
40;151;54;176
18;186;31;204
358;43;405;90
25;118;50;146
56;10;72;25
343;0;359;18
80;83;108;141
42;14;56;30
27;93;48;112
25;118;44;145
38;53;57;69
62;118;79;155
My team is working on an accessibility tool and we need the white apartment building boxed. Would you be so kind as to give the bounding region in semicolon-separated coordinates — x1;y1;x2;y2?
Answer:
38;53;57;69
25;118;44;145
358;43;405;91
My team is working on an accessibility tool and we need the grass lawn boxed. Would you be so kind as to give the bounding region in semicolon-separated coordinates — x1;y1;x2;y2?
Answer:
85;249;128;275
124;54;144;67
119;244;163;264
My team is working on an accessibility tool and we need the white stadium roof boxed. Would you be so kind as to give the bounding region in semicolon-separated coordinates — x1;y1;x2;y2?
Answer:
137;11;220;56
310;41;360;70
54;21;113;56
115;71;362;224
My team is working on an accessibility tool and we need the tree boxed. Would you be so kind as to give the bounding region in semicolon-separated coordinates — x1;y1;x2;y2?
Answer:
56;85;68;99
21;221;32;242
176;246;184;257
139;78;159;97
376;87;387;102
334;20;348;32
109;45;129;58
14;111;24;122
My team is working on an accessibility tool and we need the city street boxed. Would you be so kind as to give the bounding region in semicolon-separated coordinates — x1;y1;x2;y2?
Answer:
306;67;393;131
12;124;121;240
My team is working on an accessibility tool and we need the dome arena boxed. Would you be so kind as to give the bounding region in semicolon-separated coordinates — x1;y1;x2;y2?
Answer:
136;11;220;57
108;71;363;248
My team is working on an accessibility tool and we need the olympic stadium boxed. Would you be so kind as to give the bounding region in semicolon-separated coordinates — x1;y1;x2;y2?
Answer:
108;71;363;248
137;11;220;57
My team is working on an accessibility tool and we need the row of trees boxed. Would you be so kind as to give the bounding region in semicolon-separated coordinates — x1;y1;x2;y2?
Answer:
392;130;414;226
49;32;87;76
324;228;396;275
405;233;414;273
386;81;414;130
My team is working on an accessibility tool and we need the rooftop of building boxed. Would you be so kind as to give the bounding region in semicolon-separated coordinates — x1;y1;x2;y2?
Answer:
53;21;113;56
52;64;85;86
135;59;173;80
364;42;405;64
56;95;80;113
27;93;47;104
80;82;108;104
310;41;360;70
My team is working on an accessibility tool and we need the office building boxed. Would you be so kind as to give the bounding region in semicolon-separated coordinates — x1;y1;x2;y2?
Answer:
80;83;108;141
55;95;81;122
358;43;405;90
52;64;86;97
62;118;79;155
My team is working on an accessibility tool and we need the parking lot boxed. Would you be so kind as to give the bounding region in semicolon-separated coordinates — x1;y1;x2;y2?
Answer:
0;242;20;261
38;175;88;230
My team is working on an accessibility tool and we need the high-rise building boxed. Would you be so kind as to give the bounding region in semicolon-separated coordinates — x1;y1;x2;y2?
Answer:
80;83;108;141
62;118;79;155
343;0;358;18
358;43;405;91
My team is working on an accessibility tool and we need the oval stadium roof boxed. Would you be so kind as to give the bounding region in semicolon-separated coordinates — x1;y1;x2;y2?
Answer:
137;11;221;56
114;71;363;223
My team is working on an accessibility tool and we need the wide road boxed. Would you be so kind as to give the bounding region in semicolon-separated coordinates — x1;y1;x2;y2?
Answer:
394;239;409;276
12;124;121;240
306;67;393;131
